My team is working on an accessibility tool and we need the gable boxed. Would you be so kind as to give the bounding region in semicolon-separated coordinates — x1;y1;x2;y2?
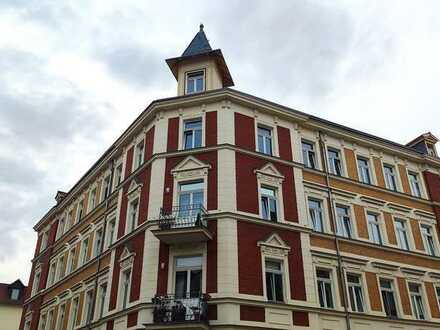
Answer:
171;156;211;174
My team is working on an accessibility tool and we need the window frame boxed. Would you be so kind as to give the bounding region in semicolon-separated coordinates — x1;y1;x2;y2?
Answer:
56;303;66;330
379;278;399;318
308;197;324;232
316;268;335;309
101;173;112;202
82;288;95;325
357;156;372;184
346;273;366;313
32;266;41;296
182;118;203;150
257;125;274;156
113;162;123;190
93;226;104;258
335;204;353;238
88;186;98;212
95;281;108;320
106;214;116;248
302;139;317;169
69;295;80;330
383;164;398;192
119;267;132;309
133;139;145;171
67;246;76;274
260;185;279;222
420;223;437;256
173;255;203;299
408;282;426;320
408;171;423;198
367;212;383;245
185;69;205;95
79;236;90;266
126;196;140;235
264;259;285;303
327;147;344;176
394;218;411;250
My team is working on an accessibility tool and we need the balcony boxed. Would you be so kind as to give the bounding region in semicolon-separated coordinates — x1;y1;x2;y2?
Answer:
151;204;213;244
149;294;209;329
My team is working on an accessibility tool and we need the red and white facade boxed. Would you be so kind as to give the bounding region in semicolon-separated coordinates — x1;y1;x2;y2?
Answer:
21;26;440;330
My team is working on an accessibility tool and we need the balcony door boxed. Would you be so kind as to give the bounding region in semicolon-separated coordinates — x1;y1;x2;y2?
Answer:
175;255;202;299
178;181;204;226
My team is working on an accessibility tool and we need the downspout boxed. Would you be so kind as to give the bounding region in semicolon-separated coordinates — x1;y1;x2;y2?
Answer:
86;159;115;329
318;131;351;330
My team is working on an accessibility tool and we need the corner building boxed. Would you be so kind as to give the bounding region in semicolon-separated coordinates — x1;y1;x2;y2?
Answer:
21;25;440;330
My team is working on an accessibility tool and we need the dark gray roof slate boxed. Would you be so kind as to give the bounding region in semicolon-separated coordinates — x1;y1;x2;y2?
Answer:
182;24;212;57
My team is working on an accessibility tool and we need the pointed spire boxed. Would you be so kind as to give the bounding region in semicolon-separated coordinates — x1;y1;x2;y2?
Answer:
181;23;212;57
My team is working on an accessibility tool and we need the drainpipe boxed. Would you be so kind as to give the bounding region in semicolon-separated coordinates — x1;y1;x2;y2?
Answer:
318;131;351;330
86;159;115;329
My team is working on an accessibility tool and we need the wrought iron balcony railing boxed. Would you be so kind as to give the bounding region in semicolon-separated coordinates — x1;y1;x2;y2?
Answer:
158;204;207;230
152;293;209;324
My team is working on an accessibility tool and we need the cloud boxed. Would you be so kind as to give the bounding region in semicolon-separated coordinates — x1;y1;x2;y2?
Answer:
0;0;440;284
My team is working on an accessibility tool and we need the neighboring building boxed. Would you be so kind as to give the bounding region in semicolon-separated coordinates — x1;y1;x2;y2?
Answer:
21;25;440;330
0;279;26;329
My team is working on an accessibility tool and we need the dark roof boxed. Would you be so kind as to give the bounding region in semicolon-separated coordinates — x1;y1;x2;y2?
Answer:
0;280;26;306
182;24;212;57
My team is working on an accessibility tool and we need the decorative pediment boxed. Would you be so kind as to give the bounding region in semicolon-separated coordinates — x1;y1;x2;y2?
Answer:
258;233;290;256
119;245;136;268
171;156;211;179
254;163;284;185
127;178;142;196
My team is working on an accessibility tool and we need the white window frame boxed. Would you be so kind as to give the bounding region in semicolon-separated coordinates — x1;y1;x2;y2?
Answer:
118;265;133;310
82;288;94;325
40;229;49;253
254;121;279;158
327;147;344;176
302;139;317;169
379;277;399;318
95;280;108;320
76;199;84;223
55;254;65;281
65;209;73;232
316;268;336;309
47;259;57;287
113;162;123;190
79;236;90;266
394;217;411;250
93;226;104;258
335;204;354;238
408;171;423;198
346;272;366;313
88;186;98;212
185;69;205;94
69;295;80;330
67;246;76;274
57;217;65;240
367;211;384;245
420;223;438;256
357;156;372;184
257;125;274;156
39;312;47;330
101;173;112;202
32;266;41;296
106;214;116;248
126;196;140;235
133;139;145;171
182;117;203;150
408;282;426;320
255;164;285;222
308;197;324;232
383;164;398;192
56;303;66;330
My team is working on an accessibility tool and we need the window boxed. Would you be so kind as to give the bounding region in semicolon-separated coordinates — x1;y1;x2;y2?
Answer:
80;238;89;266
67;247;76;274
395;219;409;250
178;181;204;221
102;175;111;201
134;141;144;169
336;205;352;238
357;157;371;184
174;256;202;299
257;126;273;155
39;313;47;330
302;140;316;169
76;200;84;223
40;231;49;252
10;288;20;300
106;217;116;247
186;70;204;94
70;297;79;330
347;274;364;312
127;198;139;233
367;213;382;245
384;165;397;191
56;255;65;281
89;188;97;211
57;218;65;239
46;310;54;330
308;198;324;232
32;268;41;296
421;224;437;256
408;172;422;198
93;228;103;257
24;320;31;330
66;210;73;232
183;119;202;149
265;260;284;302
380;279;398;318
317;269;334;308
436;286;440;307
56;304;66;330
427;144;437;157
261;186;278;222
328;149;343;176
97;282;107;318
114;164;122;188
48;261;57;287
409;283;425;320
84;290;94;324
121;269;131;309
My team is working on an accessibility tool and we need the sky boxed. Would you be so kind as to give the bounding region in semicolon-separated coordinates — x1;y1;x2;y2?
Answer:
0;0;439;284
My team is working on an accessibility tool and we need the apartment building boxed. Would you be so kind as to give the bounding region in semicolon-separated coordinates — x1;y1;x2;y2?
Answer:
21;25;440;330
0;279;27;330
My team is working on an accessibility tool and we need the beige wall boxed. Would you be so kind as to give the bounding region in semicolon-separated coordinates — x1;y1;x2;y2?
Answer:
0;305;23;330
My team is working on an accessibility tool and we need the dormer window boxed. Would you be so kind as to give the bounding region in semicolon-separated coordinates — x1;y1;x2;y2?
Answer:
186;70;204;94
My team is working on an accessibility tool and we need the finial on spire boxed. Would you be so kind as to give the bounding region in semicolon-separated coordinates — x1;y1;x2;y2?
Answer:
199;23;204;31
